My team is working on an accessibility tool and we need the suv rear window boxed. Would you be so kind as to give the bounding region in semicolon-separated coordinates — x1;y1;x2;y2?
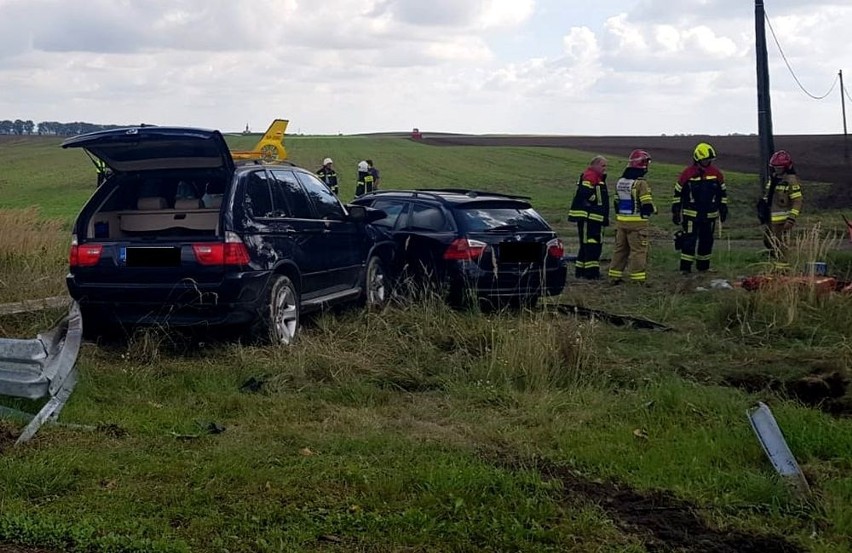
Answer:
457;205;550;232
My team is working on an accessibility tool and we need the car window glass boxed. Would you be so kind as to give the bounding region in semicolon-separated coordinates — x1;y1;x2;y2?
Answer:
458;206;549;232
404;203;447;231
270;170;314;219
244;171;273;219
371;200;407;229
295;172;346;220
268;178;291;218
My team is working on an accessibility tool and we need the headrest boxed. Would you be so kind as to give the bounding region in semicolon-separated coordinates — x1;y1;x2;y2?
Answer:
202;194;223;209
137;196;168;210
174;197;202;210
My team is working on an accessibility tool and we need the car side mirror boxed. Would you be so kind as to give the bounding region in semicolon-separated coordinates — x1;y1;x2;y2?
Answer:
347;205;386;223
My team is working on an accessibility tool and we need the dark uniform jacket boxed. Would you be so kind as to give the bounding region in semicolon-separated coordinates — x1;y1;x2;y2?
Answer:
673;164;727;221
569;168;609;225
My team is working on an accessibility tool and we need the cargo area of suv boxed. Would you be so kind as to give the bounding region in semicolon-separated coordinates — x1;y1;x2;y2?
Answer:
63;126;390;343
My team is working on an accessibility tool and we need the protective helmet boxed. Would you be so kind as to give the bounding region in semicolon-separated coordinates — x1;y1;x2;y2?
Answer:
357;160;369;172
769;150;793;171
323;157;333;166
628;149;651;169
693;142;717;162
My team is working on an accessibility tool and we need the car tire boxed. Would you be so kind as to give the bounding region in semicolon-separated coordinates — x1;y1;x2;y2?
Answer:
253;274;300;345
363;255;388;309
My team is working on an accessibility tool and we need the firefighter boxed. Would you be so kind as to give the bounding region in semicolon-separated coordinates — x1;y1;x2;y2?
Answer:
568;155;610;279
355;160;374;197
317;157;339;195
672;143;727;273
608;150;656;284
366;159;381;190
757;149;803;268
94;158;109;186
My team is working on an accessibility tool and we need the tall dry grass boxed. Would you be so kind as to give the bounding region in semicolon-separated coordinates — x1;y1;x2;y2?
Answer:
0;208;68;303
233;298;605;395
720;224;852;345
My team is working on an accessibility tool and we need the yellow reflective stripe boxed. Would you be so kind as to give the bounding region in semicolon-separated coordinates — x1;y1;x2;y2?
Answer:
568;210;588;218
705;211;719;218
585;261;600;268
789;192;803;199
721;198;729;204
770;214;788;222
789;209;800;216
680;254;695;261
682;209;698;217
585;238;599;244
588;214;605;222
608;269;623;277
639;194;653;202
581;181;595;189
697;254;712;261
616;214;644;222
629;273;646;280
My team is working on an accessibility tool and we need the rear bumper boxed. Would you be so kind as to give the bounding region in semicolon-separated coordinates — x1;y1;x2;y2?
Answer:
449;262;567;299
67;270;272;327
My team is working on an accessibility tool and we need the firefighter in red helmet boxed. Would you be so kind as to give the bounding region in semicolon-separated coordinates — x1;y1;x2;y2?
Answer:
757;149;803;267
608;149;656;284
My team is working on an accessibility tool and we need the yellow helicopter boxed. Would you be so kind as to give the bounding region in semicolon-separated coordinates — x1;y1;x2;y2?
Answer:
230;119;288;161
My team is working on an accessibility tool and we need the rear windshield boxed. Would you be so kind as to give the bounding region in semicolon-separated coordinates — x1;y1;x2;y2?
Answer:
457;205;550;232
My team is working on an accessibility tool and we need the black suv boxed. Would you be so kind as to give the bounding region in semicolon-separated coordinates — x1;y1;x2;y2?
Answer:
352;189;567;306
63;126;392;343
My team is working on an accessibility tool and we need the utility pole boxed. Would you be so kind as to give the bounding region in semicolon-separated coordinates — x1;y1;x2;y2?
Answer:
842;69;849;161
755;0;775;187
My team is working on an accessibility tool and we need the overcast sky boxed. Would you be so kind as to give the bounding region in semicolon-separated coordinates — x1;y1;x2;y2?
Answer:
0;0;849;135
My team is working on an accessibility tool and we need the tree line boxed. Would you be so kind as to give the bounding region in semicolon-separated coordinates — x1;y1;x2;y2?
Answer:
0;119;125;136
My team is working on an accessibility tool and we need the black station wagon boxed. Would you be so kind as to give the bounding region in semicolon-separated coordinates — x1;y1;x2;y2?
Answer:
353;189;567;307
63;126;391;343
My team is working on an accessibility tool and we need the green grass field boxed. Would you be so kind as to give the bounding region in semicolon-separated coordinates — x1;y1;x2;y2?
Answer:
0;134;850;552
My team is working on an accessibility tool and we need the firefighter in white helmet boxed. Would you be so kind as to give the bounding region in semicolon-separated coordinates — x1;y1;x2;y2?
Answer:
355;160;373;197
317;157;338;195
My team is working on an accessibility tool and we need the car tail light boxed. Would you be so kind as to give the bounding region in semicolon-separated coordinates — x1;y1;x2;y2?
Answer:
443;238;487;261
69;235;103;267
546;238;564;259
193;232;250;266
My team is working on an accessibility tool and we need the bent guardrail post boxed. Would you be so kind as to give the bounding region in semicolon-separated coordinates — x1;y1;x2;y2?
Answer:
747;401;811;497
0;302;82;445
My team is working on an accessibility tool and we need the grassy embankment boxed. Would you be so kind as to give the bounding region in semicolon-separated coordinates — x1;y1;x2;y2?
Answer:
0;134;849;552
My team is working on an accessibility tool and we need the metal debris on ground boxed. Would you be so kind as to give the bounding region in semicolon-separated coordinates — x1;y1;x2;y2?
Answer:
710;279;734;290
551;303;672;332
0;302;82;445
747;402;811;497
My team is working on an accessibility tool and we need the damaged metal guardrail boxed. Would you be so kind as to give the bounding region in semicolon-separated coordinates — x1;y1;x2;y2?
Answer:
0;302;82;445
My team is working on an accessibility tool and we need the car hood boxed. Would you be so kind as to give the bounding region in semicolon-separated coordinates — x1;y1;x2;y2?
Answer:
61;126;235;173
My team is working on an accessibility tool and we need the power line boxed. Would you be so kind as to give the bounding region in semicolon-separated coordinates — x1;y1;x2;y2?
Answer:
764;12;838;100
845;81;852;103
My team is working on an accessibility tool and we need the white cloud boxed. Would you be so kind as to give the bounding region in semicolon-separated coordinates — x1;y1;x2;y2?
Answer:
0;0;849;135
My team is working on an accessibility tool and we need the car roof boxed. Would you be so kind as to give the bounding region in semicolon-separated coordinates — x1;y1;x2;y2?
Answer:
233;160;300;172
358;189;532;207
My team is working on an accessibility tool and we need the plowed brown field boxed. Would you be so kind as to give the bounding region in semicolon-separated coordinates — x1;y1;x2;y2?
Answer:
422;134;852;208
